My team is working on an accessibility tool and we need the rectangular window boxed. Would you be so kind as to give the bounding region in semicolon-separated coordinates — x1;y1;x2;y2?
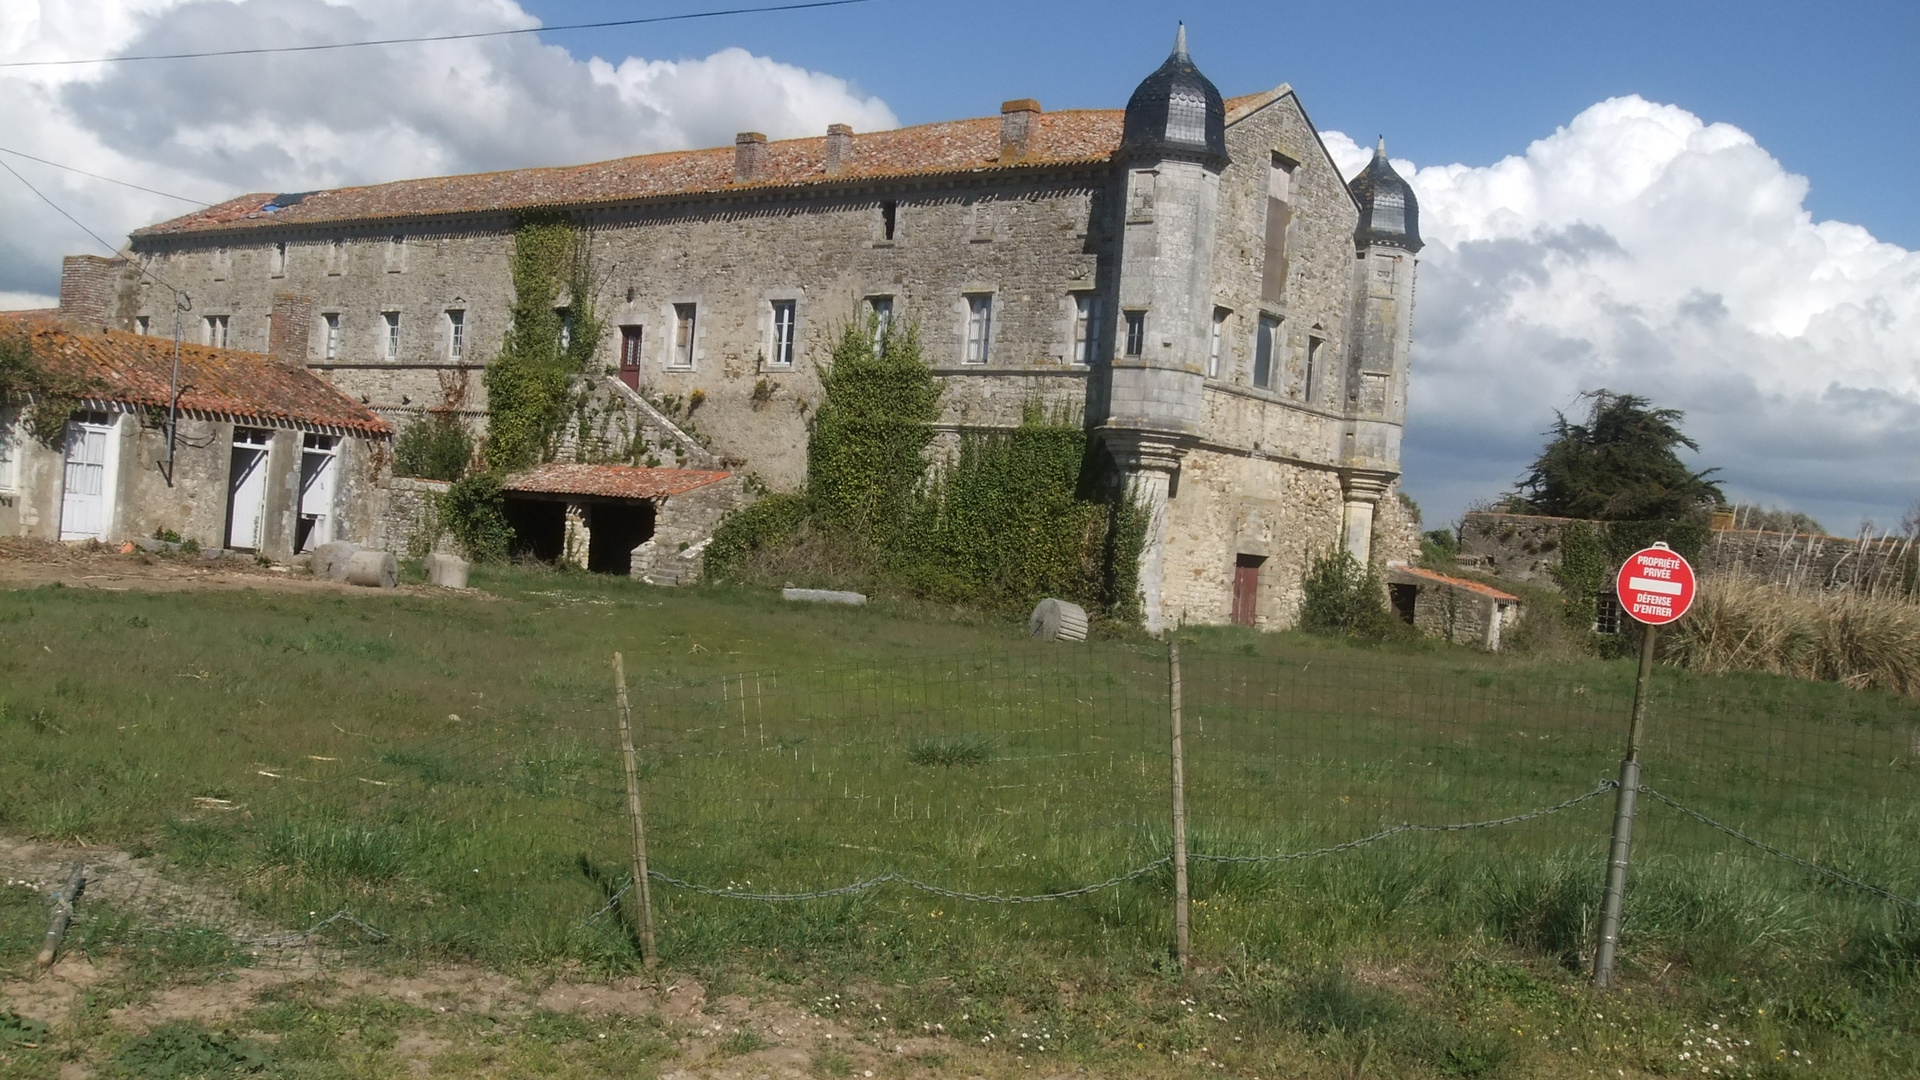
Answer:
270;241;286;276
1305;333;1325;399
204;314;229;348
447;309;465;360
323;313;340;360
672;303;697;368
1123;310;1146;358
1594;591;1624;635
963;294;993;364
1262;155;1296;303
557;307;572;352
1072;293;1101;364
769;299;796;367
880;200;897;242
1254;314;1280;389
0;409;15;493
867;296;893;354
135;316;150;336
620;325;644;368
1208;308;1229;378
383;311;401;361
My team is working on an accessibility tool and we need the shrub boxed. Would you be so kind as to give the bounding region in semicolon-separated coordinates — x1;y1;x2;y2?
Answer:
394;411;473;481
806;319;941;543
703;492;807;580
1661;577;1920;697
1299;548;1399;641
441;473;514;563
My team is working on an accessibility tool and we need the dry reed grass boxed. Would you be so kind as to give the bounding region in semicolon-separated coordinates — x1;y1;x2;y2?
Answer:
1662;575;1920;696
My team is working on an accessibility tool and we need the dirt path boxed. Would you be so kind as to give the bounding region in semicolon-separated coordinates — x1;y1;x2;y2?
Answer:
0;537;439;597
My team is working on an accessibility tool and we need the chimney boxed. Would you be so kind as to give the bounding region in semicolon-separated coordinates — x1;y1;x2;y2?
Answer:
734;131;767;182
825;123;854;175
59;254;123;330
999;99;1041;163
268;293;314;365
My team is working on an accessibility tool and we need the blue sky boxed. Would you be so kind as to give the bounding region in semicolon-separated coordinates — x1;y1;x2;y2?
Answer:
4;0;1915;530
520;0;1919;249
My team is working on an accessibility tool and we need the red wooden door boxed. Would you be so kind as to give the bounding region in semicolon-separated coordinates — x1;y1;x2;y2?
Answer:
1231;554;1264;626
619;326;643;389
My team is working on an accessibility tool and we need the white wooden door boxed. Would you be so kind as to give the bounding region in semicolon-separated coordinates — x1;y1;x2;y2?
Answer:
297;437;337;552
226;431;270;550
58;417;112;541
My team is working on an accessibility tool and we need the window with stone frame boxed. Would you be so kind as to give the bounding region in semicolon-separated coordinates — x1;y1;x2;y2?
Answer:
447;309;466;361
867;296;893;355
1253;314;1280;389
672;304;697;368
135;316;150;336
1594;591;1624;635
1071;292;1102;364
323;313;341;360
204;314;230;348
1262;154;1296;303
1123;310;1146;358
769;299;797;367
1208;307;1230;378
0;409;16;493
383;311;401;361
1305;330;1326;400
963;294;993;364
269;241;287;277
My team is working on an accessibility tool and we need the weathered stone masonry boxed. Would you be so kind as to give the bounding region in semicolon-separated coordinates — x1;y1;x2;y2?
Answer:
91;30;1423;630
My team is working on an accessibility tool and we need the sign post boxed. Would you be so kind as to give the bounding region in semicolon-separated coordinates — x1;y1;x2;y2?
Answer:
1593;543;1696;989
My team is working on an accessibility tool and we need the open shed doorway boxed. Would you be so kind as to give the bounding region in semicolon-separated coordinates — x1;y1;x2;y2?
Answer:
504;498;565;563
588;501;654;574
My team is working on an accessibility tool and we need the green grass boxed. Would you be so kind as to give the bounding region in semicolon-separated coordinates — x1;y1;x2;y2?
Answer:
2;565;1919;1077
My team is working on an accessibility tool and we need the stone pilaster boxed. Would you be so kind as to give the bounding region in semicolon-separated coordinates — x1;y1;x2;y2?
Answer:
1107;431;1189;635
1338;468;1393;564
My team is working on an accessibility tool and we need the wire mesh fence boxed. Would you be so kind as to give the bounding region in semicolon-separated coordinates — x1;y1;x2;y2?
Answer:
26;640;1920;979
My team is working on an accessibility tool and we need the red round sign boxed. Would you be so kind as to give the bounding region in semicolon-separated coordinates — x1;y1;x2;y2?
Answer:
1615;544;1697;626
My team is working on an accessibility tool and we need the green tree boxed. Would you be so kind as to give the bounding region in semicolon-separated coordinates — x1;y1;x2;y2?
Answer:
394;412;474;482
805;317;941;544
1514;390;1722;520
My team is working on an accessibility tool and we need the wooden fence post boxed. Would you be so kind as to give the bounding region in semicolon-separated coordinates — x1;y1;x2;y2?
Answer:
1169;639;1191;970
614;652;658;966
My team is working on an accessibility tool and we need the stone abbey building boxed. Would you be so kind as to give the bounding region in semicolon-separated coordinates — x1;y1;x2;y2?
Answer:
65;29;1423;633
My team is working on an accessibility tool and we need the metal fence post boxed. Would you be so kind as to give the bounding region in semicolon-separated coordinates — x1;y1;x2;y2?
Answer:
1168;639;1190;970
1594;625;1657;989
613;652;658;966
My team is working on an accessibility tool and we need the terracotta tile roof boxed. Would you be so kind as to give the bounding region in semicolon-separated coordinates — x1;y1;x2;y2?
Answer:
1390;565;1523;603
501;464;731;500
0;313;391;437
134;90;1288;237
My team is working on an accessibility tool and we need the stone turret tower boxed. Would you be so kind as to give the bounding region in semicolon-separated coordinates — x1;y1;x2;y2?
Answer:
1339;138;1422;562
1100;24;1230;633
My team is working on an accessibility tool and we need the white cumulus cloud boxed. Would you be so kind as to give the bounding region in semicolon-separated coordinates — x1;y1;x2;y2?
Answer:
0;0;896;298
1326;97;1920;534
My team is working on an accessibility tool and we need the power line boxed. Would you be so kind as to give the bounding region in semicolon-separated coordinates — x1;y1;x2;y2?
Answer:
0;146;211;206
0;0;875;68
0;157;186;297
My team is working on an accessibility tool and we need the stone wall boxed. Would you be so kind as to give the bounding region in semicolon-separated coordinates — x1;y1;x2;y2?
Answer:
379;477;452;557
1458;510;1918;597
631;476;743;586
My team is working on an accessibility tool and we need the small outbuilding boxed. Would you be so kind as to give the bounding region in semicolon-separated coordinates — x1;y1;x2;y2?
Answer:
498;463;737;582
1385;564;1524;651
0;315;391;559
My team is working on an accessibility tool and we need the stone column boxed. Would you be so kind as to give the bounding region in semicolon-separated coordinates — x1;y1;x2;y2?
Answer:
564;503;591;569
1109;433;1187;635
1339;469;1393;565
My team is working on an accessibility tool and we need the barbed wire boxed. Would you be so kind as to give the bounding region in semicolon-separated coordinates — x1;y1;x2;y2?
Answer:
1189;781;1620;864
237;909;390;949
1640;787;1920;913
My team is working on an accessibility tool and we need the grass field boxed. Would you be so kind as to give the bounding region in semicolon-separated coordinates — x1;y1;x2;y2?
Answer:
3;563;1918;1078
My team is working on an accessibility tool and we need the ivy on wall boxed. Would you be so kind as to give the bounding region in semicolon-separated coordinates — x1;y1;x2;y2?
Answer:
0;330;105;446
482;214;606;470
707;319;1149;622
394;411;474;481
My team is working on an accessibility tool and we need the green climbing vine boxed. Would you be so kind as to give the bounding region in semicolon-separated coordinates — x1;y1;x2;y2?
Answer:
482;213;606;470
0;328;105;446
706;318;1149;622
